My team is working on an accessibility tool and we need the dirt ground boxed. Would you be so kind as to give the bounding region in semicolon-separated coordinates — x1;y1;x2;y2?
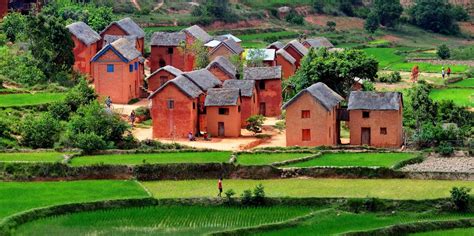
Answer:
113;99;150;116
304;14;364;30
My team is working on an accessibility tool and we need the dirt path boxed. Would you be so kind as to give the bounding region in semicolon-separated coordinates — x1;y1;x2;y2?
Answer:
130;0;141;11
112;99;149;116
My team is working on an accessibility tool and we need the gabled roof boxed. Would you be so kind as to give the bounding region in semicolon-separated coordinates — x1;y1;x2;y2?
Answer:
204;88;240;106
210;38;244;55
66;22;101;46
145;65;183;81
284;39;309;56
91;38;141;62
304;37;334;48
267;41;285;50
204;40;221;48
206;56;237;80
215;34;242;43
148;75;203;99
223;79;255;97
244;66;282;80
182;25;212;43
276;48;296;65
348;91;402;111
103;34;137;47
182;69;221;91
245;49;276;61
150;32;186;46
282;82;344;111
100;17;145;38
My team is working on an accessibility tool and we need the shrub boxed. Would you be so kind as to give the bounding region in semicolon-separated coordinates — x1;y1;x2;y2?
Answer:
225;189;236;204
48;101;72;120
437;44;450;59
362;80;375;91
246;115;266;134
436;141;454;156
326;21;336;31
20;113;61;148
450;187;471;212
450;5;469;22
364;11;379;33
378;72;402;83
116;133;140;150
252;184;266;206
286;10;304;25
134;106;150;120
273;121;285;133
364;197;384;212
241;189;253;205
73;132;107;154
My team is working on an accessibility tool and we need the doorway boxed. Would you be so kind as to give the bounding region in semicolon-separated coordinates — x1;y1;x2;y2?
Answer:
361;128;371;146
218;122;225;137
259;102;266;116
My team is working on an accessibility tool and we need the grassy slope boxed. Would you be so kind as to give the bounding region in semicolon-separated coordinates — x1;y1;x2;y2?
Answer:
70;152;231;166
141;179;474;200
448;78;474;88
0;180;148;219
0;93;66;107
284;152;415;168
15;205;313;236
429;88;473;107
0;152;66;163
237;153;312;165
411;227;474;235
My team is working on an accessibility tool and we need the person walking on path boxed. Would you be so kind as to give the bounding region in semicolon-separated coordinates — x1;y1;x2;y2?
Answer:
217;178;223;197
411;65;419;83
441;67;446;79
130;110;136;127
105;96;112;109
447;67;451;78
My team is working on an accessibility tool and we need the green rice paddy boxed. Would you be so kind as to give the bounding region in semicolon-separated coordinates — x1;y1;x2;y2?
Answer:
0;152;66;163
448;79;474;88
429;88;473;107
411;227;474;235
0;92;66;107
237;152;312;165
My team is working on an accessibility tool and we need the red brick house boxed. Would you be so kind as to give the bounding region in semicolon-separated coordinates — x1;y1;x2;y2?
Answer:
244;66;282;117
146;65;183;92
148;75;203;139
283;82;344;147
215;34;242;46
223;79;257;128
182;25;212;71
347;91;404;148
206;56;237;82
208;38;243;61
276;48;296;80
267;41;285;51
66;22;101;77
246;49;276;67
205;88;242;137
99;18;145;54
303;37;334;49
91;38;144;104
149;32;186;72
283;40;308;68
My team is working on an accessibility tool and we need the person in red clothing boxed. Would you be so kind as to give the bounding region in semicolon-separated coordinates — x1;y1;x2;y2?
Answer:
217;178;223;197
447;67;451;78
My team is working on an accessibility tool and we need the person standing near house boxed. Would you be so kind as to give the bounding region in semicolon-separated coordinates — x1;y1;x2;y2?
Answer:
441;67;445;79
447;67;451;78
217;178;223;197
105;96;112;109
130;110;136;127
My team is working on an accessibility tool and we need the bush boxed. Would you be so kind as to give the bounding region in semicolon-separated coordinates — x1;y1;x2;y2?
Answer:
48;101;72;120
364;11;379;33
362;80;375;91
225;189;236;204
246;115;266;134
436;141;454;156
437;44;450;59
134;106;150;120
241;189;253;205
364;197;384;212
450;187;471;212
273;121;285;133
116;133;140;150
73;132;107;154
285;10;304;25
326;21;336;31
408;0;460;35
252;184;266;206
450;5;469;22
20;113;61;148
378;72;402;83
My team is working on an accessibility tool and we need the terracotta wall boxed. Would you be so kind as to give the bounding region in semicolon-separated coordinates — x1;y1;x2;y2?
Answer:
184;33;197;71
240;91;258;128
150;46;186;72
209;46;233;61
151;84;198;138
147;70;177;92
284;46;303;68
71;35;97;77
208;66;233;82
99;24;144;54
256;79;282;117
0;0;7;18
206;104;241;137
276;55;296;80
349;109;403;148
285;92;339;147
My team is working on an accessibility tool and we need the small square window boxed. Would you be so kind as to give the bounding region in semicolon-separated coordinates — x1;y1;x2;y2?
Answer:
218;108;229;115
134;62;138;70
129;64;133;72
301;110;310;118
380;127;387;135
302;129;311;141
259;81;266;90
107;64;114;72
362;111;370;118
167;99;174;109
168;47;174;54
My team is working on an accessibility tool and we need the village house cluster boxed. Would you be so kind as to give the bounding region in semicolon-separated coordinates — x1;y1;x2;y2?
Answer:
67;18;403;148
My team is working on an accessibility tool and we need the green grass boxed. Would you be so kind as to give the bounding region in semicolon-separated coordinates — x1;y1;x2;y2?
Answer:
237;153;312;165
141;179;474;200
411;227;474;235
70;152;231;166
236;31;298;48
0;180;148;219
429;88;473;107
0;92;66;107
448;79;474;88
143;26;187;33
284;152;415;168
15;205;313;235
240;0;314;8
0;152;66;163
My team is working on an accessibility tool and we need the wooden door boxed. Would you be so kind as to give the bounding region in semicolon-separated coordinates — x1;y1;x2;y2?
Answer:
218;122;225;137
259;102;266;116
361;128;371;146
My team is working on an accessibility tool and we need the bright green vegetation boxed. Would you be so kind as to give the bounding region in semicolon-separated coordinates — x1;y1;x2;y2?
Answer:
0;180;148;219
240;0;314;8
70;152;231;166
284;152;415;168
0;92;66;107
15;205;313;236
448;79;474;88
237;31;297;48
141;179;474;200
430;88;473;107
143;26;187;33
411;228;474;236
237;153;312;165
0;152;66;163
258;209;474;236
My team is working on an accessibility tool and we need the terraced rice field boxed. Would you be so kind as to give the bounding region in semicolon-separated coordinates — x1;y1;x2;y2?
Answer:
0;92;66;107
429;88;473;107
411;227;474;235
0;152;66;163
237;152;313;165
448;79;474;88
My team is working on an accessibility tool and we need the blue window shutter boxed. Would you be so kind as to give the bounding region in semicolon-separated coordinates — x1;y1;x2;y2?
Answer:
129;64;133;72
107;64;114;73
134;62;138;70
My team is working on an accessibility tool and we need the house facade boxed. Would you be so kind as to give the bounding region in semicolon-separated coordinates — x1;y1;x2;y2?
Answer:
205;88;241;137
99;18;145;54
348;91;404;148
283;83;344;147
244;66;282;117
208;38;243;61
150;32;187;72
276;48;296;80
182;25;213;71
146;65;183;92
206;56;237;82
283;40;308;68
223;79;258;128
66;22;101;77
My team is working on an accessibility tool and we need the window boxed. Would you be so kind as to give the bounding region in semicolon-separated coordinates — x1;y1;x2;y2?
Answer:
107;64;114;72
159;59;166;67
301;110;310;118
259;81;266;90
159;76;168;86
193;102;196;109
302;129;311;141
218;108;229;115
134;62;138;70
362;111;370;118
167;99;174;109
380;127;387;135
129;64;133;72
238;106;241;112
168;47;174;54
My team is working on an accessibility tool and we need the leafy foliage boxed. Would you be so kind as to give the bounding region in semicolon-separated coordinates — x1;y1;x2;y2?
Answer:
407;82;437;129
364;11;380;33
187;41;209;70
73;132;107;154
0;12;27;42
436;141;454;156
0;46;46;86
408;0;460;35
191;0;237;24
373;0;403;27
326;21;336;32
286;10;305;25
20;113;61;148
450;187;471;212
450;5;470;22
246;115;266;134
437;44;450;59
378;71;402;83
246;49;266;67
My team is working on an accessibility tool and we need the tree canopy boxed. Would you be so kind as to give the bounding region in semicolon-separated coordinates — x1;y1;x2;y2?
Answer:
408;0;460;35
373;0;403;28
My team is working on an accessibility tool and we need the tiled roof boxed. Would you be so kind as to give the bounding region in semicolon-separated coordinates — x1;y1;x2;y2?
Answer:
304;37;334;48
145;65;183;81
282;82;344;111
215;34;242;43
182;69;221;91
100;17;145;38
284;39;309;56
103;34;137;47
150;32;186;46
66;22;100;46
110;38;141;61
276;48;296;65
206;56;237;80
223;79;255;97
348;91;402;110
204;88;240;106
183;25;212;43
243;66;282;80
267;41;285;50
210;38;243;55
148;75;203;99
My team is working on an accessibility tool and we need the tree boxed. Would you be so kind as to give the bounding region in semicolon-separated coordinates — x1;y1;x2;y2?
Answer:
339;0;354;17
450;5;469;22
191;0;237;24
313;0;324;13
288;48;378;98
246;49;266;67
246;115;266;134
437;44;450;59
408;0;459;35
0;47;46;86
408;82;437;129
187;41;209;70
20;113;61;148
0;12;27;42
450;187;471;212
364;11;380;33
326;21;336;32
373;0;403;28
